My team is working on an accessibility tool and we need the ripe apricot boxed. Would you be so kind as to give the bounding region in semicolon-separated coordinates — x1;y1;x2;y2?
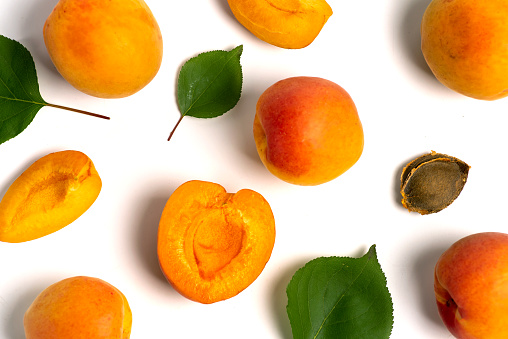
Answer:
421;0;508;100
227;0;333;49
157;180;276;304
43;0;163;98
24;276;132;339
0;150;102;243
254;76;364;186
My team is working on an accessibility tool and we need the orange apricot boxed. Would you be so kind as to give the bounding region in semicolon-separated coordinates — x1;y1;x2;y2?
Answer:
157;180;276;304
24;276;132;339
254;76;364;186
227;0;333;49
0;150;102;243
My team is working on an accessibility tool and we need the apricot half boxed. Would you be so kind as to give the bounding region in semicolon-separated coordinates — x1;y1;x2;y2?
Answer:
24;276;132;339
227;0;333;49
43;0;163;98
0;150;102;243
157;180;276;304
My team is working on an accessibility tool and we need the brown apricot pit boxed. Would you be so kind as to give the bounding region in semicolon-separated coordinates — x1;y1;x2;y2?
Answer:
400;151;470;215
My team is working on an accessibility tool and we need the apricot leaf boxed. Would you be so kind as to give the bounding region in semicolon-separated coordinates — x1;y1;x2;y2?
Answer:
0;35;109;145
286;245;393;339
168;45;243;140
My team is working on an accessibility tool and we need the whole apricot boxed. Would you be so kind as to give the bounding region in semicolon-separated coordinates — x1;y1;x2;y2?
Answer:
0;150;102;243
421;0;508;100
157;180;276;304
227;0;332;49
254;76;364;186
43;0;163;98
434;232;508;339
24;276;132;339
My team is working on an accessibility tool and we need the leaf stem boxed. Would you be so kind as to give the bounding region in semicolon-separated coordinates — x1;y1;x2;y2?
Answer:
168;115;185;141
45;103;110;120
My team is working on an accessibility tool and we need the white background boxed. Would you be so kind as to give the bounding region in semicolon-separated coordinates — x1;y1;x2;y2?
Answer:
1;0;507;338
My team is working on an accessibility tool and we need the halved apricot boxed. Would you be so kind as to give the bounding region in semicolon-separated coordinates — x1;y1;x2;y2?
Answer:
227;0;333;49
157;180;276;304
0;150;102;243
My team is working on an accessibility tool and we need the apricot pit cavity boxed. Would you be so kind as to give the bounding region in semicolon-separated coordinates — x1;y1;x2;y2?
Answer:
400;151;469;215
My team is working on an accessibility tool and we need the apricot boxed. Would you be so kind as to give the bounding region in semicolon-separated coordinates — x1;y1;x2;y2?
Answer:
24;276;132;339
421;0;508;100
227;0;333;49
43;0;163;98
254;76;364;186
434;232;508;339
0;150;101;243
157;180;275;304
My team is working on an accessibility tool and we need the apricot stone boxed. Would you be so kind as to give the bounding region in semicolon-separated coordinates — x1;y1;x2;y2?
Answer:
0;150;102;243
157;180;276;304
435;232;508;339
421;0;508;100
43;0;163;98
24;276;132;339
254;76;364;186
227;0;332;49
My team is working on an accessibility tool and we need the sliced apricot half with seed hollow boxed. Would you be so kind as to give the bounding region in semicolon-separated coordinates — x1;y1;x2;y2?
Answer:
0;150;102;243
157;180;276;304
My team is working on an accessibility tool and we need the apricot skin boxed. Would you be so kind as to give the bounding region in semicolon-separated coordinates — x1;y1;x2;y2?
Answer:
434;232;508;339
227;0;332;49
254;76;364;186
43;0;163;98
157;180;276;304
24;276;132;339
0;150;101;243
421;0;508;100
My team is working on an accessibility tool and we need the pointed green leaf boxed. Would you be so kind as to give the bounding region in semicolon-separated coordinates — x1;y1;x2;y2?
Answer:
0;35;109;146
177;45;243;119
286;245;394;339
0;35;47;145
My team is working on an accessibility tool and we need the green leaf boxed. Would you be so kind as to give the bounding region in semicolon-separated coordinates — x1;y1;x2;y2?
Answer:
0;35;109;145
168;45;244;140
0;35;47;145
286;245;394;339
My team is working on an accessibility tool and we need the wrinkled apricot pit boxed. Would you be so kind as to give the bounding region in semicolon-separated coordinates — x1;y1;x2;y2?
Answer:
400;151;469;215
157;180;276;304
0;150;102;243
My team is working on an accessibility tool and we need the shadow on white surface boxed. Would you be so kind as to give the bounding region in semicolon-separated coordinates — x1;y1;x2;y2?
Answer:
134;194;172;285
19;0;59;75
5;282;52;339
398;0;435;78
413;243;449;328
270;260;308;339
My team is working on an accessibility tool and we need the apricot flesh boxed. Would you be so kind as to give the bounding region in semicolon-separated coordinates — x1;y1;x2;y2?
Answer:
43;0;163;98
254;76;364;186
24;276;132;339
157;180;276;304
434;232;508;339
0;150;102;243
227;0;333;49
421;0;508;100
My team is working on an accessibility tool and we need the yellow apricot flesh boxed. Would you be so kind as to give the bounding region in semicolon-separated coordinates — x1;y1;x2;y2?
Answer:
24;276;132;339
0;150;102;243
157;180;276;304
227;0;333;49
43;0;163;98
